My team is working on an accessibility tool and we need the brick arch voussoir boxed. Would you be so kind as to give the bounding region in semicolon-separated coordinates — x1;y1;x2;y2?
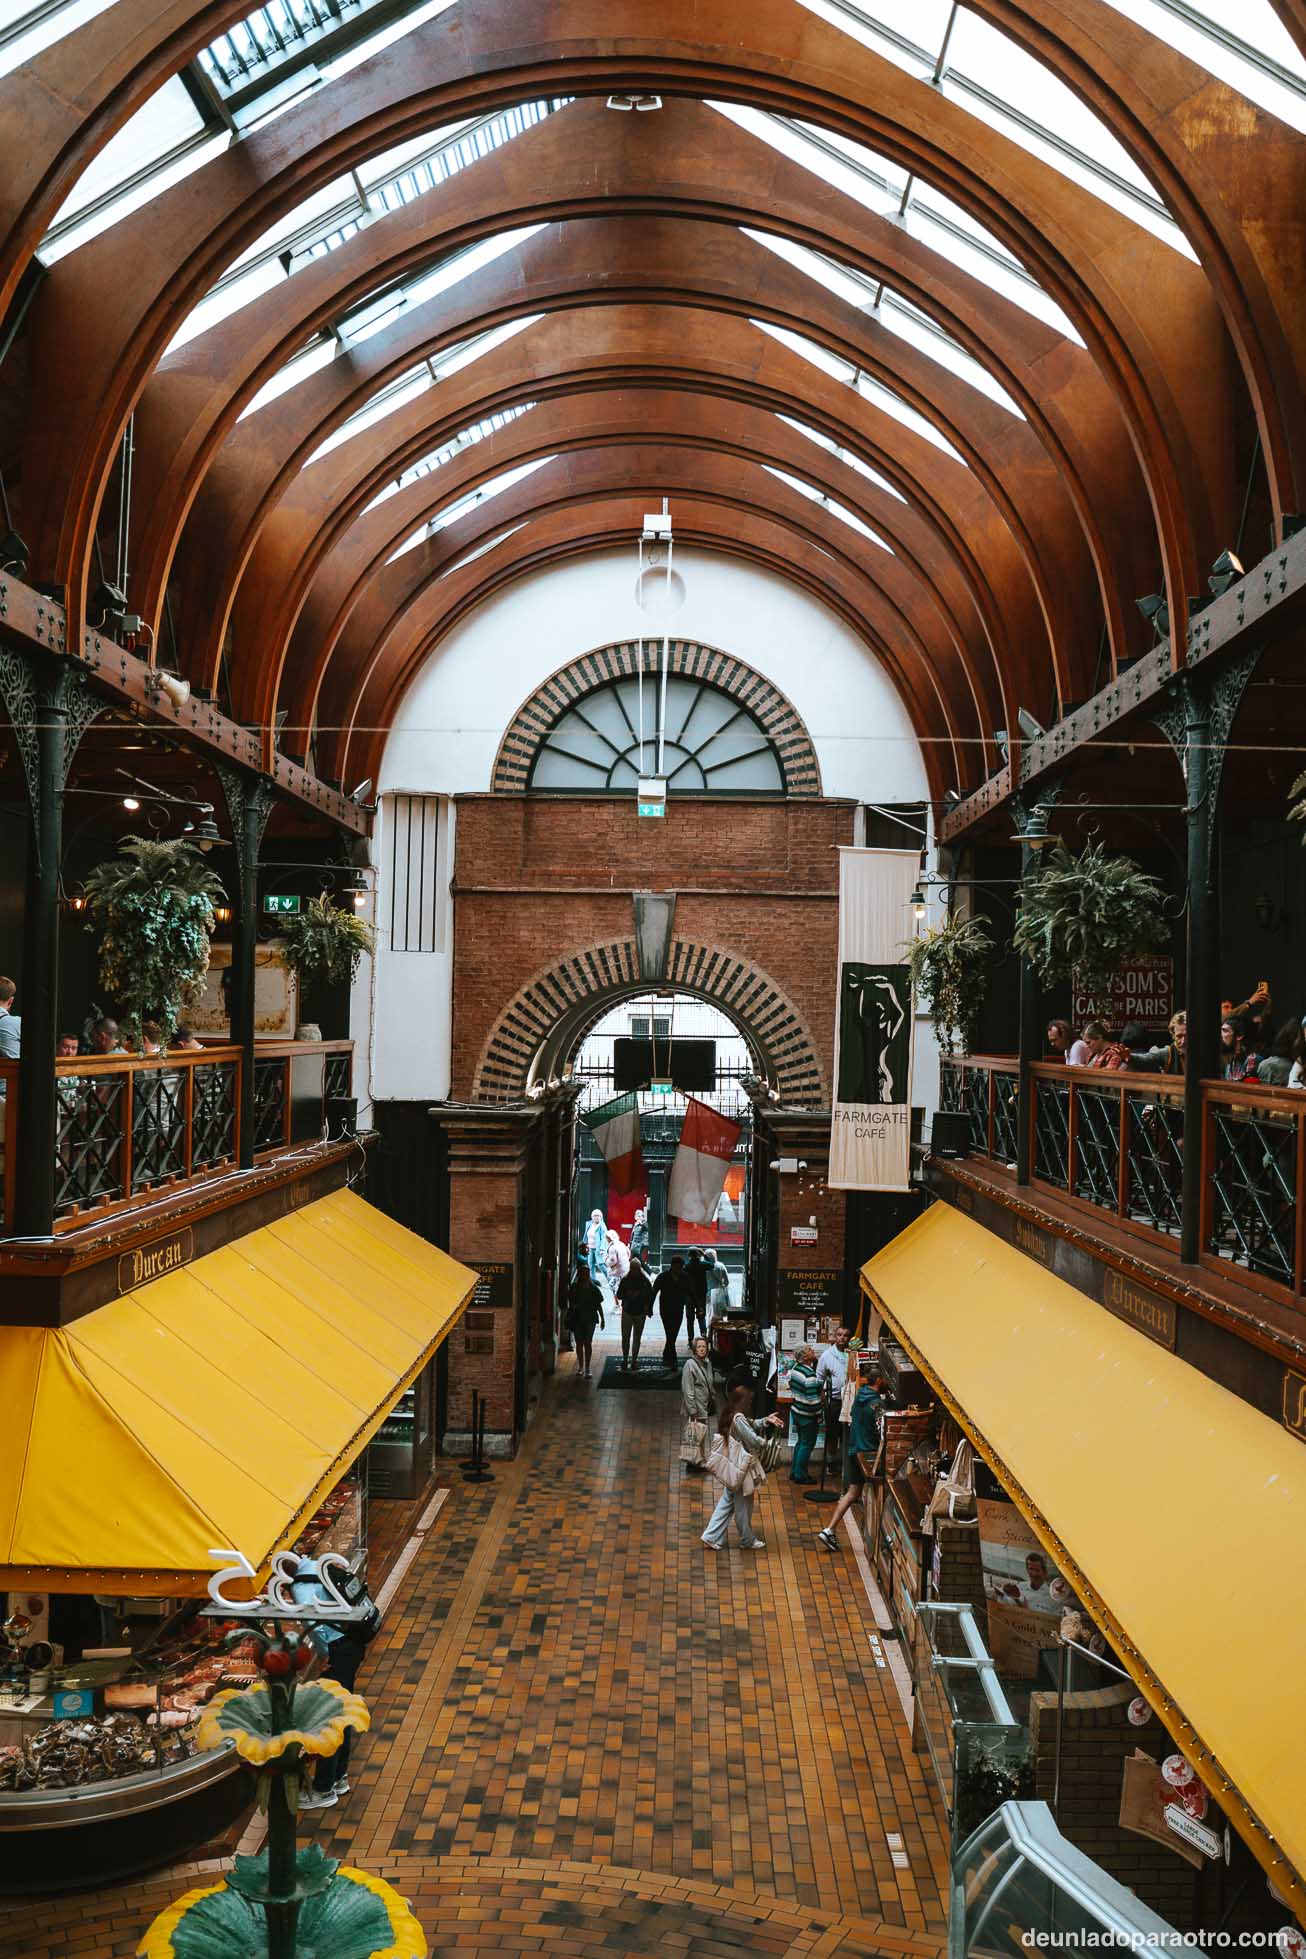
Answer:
471;937;826;1107
491;639;821;797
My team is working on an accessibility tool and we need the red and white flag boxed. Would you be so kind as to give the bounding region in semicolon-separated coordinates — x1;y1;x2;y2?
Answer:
668;1097;742;1225
581;1092;644;1195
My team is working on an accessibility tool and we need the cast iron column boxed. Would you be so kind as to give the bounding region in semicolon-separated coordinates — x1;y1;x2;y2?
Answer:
1180;683;1215;1265
13;699;65;1235
217;768;274;1171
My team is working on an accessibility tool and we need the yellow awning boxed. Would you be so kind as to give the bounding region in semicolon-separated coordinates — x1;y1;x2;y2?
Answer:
0;1188;477;1595
862;1202;1306;1908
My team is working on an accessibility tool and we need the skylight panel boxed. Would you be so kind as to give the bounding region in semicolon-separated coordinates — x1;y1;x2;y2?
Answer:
754;319;968;464
0;0;115;81
765;467;894;551
308;368;433;463
1098;0;1306;134
442;523;528;577
386;459;552;564
793;0;1195;254
238;336;339;419
778;418;908;502
39;79;226;263
711;103;906;215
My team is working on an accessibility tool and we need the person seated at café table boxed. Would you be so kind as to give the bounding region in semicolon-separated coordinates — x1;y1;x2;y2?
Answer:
1221;1012;1261;1083
89;1015;124;1055
1066;1020;1107;1066
172;1024;203;1051
1045;1018;1073;1059
56;1032;80;1058
1119;1021;1170;1071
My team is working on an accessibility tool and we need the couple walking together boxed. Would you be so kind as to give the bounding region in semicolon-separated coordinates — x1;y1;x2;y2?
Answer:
681;1346;783;1550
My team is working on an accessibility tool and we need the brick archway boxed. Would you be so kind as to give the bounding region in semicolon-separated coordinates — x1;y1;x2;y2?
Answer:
491;640;821;797
471;936;826;1106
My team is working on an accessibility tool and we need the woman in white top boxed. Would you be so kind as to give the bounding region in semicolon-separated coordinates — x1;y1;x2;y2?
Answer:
701;1385;783;1550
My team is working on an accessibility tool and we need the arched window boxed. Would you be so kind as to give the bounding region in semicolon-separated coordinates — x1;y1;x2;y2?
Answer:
528;674;785;795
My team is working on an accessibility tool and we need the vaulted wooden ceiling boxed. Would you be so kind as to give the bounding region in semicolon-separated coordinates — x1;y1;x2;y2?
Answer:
2;0;1303;799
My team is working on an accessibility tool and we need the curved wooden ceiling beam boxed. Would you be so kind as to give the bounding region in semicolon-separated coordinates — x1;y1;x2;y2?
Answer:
310;430;992;765
977;0;1306;536
0;1;248;322
270;388;993;761
213;305;1027;739
331;489;961;798
19;0;1235;659
134;101;1126;683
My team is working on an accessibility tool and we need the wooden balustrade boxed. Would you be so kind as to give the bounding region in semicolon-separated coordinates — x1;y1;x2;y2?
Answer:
0;1040;353;1236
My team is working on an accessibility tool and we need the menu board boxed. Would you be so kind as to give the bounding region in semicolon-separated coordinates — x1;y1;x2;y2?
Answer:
776;1269;842;1321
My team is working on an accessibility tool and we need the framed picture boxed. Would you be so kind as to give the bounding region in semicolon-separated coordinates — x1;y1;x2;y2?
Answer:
190;945;296;1037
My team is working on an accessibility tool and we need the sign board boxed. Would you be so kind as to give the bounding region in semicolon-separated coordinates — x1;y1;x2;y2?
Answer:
1102;1269;1177;1350
790;1223;818;1245
1119;1753;1203;1868
829;848;917;1192
779;1318;806;1351
53;1688;96;1719
1072;954;1173;1033
191;944;295;1037
469;1261;512;1310
1163;1804;1222;1860
776;1269;842;1321
118;1227;194;1295
977;1499;1070;1652
263;893;302;915
637;775;666;818
986;1598;1060;1681
1282;1368;1306;1442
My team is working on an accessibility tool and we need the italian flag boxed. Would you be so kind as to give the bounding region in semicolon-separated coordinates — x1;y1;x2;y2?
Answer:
582;1092;644;1195
668;1097;742;1225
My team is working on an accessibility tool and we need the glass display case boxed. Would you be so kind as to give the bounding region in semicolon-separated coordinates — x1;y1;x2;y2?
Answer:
367;1364;435;1500
951;1802;1201;1959
911;1602;1030;1853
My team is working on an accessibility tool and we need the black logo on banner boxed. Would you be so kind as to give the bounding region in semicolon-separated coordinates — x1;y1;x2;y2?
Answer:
837;962;910;1105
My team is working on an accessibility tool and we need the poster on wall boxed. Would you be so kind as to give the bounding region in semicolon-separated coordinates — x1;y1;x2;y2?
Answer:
189;945;296;1037
1072;954;1173;1033
829;847;918;1192
977;1497;1068;1679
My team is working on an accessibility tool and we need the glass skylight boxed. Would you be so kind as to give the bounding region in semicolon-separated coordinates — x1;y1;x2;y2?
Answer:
754;320;968;464
765;468;893;550
386;458;553;564
716;105;1081;338
746;228;1024;415
777;418;908;502
1099;0;1306;134
792;0;1198;253
163;102;561;354
198;0;457;121
305;317;537;465
0;0;115;81
368;403;537;510
39;79;228;264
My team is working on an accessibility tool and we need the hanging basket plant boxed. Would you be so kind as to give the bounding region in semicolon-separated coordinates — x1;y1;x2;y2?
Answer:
273;895;376;991
1013;839;1166;999
903;912;994;1056
82;837;226;1050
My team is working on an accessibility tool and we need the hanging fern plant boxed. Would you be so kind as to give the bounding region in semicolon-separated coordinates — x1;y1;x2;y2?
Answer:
1288;770;1306;835
904;912;994;1055
272;894;376;990
82;837;226;1050
1013;839;1166;999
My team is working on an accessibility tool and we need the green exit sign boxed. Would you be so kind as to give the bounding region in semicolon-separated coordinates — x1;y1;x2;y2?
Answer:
263;893;301;915
637;800;665;818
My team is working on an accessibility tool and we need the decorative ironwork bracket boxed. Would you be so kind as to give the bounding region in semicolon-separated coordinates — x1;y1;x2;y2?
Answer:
215;763;276;899
0;651;106;867
1151;648;1260;859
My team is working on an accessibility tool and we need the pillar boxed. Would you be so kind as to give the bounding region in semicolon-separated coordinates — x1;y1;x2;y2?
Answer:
1179;682;1214;1265
14;699;66;1235
217;768;274;1170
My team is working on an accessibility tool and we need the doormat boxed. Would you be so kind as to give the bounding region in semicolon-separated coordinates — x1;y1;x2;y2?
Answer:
596;1356;684;1390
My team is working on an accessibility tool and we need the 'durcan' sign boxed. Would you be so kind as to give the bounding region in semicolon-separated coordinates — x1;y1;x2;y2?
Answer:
118;1227;194;1294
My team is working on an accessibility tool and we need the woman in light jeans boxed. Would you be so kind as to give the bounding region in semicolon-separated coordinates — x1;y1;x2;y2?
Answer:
701;1385;783;1551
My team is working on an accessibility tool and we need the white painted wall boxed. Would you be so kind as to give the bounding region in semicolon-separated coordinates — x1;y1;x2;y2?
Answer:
359;547;931;1112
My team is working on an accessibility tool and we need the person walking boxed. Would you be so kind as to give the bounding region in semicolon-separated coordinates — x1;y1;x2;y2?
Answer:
680;1336;716;1473
293;1558;372;1809
584;1209;610;1289
605;1228;631;1291
787;1346;823;1484
617;1255;655;1368
652;1252;692;1370
567;1257;605;1378
630;1206;649;1264
817;1374;888;1551
684;1247;709;1342
707;1254;731;1321
701;1385;785;1551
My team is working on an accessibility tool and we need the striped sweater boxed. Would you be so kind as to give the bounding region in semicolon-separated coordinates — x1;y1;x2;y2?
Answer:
788;1361;824;1420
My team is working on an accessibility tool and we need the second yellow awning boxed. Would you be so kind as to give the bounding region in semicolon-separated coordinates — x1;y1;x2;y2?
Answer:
0;1187;478;1593
862;1200;1306;1910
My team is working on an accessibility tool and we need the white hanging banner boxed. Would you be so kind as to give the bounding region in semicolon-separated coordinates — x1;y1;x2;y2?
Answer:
828;846;918;1191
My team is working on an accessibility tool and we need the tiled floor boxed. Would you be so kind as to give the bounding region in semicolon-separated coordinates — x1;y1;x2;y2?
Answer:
6;1345;949;1958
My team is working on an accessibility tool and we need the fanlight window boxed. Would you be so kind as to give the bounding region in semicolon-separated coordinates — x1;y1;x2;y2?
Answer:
529;676;785;795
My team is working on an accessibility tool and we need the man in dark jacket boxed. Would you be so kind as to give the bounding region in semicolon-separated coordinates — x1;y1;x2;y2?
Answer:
651;1253;693;1370
617;1256;655;1367
684;1247;709;1342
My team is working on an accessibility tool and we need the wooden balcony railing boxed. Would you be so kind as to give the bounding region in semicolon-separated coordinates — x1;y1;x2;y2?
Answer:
940;1056;1306;1308
0;1041;353;1236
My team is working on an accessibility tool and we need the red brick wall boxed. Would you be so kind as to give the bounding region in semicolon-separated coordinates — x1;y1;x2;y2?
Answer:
451;795;853;1100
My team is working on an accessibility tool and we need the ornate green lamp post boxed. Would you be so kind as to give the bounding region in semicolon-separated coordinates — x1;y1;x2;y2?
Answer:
138;1616;424;1959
